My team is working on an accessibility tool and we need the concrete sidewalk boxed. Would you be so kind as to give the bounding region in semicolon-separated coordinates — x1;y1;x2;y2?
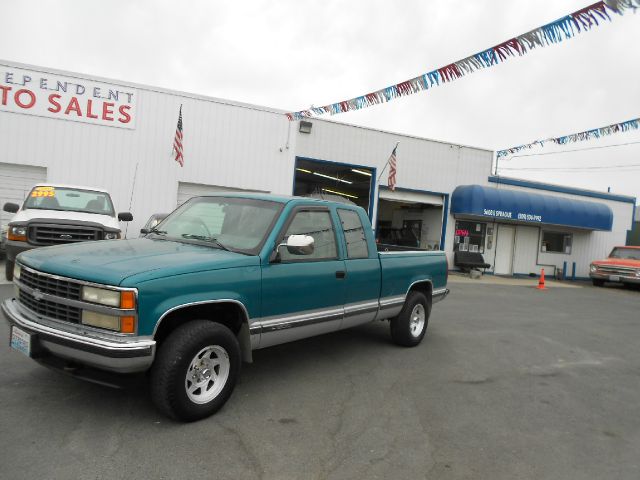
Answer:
448;271;584;288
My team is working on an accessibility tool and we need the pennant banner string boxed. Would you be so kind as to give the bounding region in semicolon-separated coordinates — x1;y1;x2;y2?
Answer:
285;0;639;121
496;117;640;158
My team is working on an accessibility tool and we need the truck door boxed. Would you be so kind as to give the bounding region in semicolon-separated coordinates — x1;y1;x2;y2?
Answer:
337;209;381;329
259;206;346;348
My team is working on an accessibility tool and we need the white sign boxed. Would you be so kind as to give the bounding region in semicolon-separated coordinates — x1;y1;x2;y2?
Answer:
0;65;137;129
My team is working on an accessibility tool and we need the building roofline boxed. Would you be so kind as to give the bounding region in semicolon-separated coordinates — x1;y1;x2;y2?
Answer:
311;116;494;153
1;59;494;153
488;175;637;204
0;59;288;116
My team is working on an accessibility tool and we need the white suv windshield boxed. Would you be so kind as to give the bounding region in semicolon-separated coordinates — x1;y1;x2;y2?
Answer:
154;197;282;254
23;186;115;216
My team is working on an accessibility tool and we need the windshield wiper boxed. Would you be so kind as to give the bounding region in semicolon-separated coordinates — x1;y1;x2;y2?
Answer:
149;227;167;236
181;234;231;251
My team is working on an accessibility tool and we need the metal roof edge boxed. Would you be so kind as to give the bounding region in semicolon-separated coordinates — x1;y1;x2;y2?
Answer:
488;176;637;204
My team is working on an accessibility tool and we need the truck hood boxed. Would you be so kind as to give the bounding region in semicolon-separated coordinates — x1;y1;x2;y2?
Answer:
593;258;640;268
17;238;259;286
10;209;120;229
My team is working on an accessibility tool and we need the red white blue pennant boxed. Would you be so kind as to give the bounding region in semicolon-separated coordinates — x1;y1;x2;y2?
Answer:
285;0;639;121
496;117;640;157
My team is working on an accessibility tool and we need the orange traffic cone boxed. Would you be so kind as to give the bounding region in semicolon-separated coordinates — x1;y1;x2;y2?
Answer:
537;268;547;290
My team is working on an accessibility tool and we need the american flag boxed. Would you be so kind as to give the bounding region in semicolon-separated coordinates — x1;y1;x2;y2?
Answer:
172;105;184;167
387;144;398;191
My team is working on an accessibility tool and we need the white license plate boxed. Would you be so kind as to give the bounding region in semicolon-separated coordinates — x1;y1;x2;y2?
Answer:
10;326;31;357
609;275;621;282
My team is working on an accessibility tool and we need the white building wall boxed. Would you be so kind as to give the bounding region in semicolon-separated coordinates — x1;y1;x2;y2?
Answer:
294;119;494;263
0;61;296;235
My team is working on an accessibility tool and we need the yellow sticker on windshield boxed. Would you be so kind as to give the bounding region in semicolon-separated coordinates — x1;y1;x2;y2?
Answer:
31;186;56;198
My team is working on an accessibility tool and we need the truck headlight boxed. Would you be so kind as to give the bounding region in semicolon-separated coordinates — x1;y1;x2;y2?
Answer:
13;263;21;280
8;226;27;242
82;286;136;309
104;231;120;240
590;264;597;273
82;286;120;307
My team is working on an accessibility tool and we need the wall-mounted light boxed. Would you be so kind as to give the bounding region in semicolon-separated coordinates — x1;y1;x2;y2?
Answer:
351;168;372;177
322;188;358;199
299;121;313;134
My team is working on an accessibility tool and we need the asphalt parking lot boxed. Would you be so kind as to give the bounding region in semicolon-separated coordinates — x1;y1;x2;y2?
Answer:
0;277;639;480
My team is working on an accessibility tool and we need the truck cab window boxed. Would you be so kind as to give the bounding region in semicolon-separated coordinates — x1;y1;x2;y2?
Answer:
280;210;337;261
338;209;369;259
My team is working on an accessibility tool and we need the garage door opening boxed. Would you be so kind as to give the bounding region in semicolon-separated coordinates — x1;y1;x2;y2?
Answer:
293;157;375;217
376;188;444;250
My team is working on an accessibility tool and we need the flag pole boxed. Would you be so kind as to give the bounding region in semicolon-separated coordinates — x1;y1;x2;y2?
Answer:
376;141;399;184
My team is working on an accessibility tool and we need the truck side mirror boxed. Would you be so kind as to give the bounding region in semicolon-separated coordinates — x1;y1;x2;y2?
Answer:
3;202;19;213
118;212;133;222
284;235;314;255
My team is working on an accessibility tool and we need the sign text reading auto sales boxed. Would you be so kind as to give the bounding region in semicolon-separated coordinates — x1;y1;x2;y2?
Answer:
0;66;137;129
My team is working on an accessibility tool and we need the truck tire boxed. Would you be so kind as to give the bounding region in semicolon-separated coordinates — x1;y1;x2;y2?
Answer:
5;260;14;281
150;320;241;422
390;291;431;347
592;279;605;287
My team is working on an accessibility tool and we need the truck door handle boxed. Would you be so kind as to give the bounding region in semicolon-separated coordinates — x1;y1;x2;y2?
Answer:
335;271;346;279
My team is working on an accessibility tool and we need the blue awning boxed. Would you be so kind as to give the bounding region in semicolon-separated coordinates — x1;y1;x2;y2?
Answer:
451;185;613;231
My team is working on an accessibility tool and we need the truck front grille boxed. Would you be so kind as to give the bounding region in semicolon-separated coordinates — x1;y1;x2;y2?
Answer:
28;224;102;245
19;289;81;323
19;268;82;300
597;265;636;276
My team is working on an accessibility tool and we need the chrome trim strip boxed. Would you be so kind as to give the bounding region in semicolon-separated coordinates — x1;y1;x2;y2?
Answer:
379;295;406;309
18;263;138;294
378;251;444;255
254;307;344;333
432;288;449;304
154;299;253;336
344;300;379;316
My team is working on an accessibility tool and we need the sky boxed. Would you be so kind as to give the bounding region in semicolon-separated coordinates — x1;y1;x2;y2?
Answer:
1;0;639;202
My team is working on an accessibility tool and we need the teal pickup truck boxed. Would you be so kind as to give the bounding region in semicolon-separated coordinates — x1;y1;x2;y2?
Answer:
3;194;448;421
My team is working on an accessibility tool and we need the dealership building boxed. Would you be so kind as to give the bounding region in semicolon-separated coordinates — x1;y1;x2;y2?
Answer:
0;60;636;279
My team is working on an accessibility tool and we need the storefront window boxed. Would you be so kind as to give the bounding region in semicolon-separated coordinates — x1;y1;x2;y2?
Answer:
541;231;572;254
454;221;486;254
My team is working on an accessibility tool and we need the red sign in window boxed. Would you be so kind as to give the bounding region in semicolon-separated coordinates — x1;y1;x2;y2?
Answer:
455;229;470;237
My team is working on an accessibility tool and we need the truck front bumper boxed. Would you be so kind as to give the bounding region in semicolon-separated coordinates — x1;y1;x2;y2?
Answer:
2;298;155;374
589;273;640;285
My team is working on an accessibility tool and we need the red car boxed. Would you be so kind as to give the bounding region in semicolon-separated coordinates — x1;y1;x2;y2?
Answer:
590;246;640;287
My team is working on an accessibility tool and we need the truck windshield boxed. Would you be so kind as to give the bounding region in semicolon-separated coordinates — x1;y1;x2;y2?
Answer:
154;197;282;255
609;247;640;260
23;186;115;216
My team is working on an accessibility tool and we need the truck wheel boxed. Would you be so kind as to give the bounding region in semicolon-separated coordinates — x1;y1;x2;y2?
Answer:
390;291;431;347
150;320;241;422
5;260;14;281
592;279;605;287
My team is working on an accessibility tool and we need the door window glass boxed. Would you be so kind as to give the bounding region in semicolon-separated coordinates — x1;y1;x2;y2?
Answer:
338;209;369;259
280;210;337;261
